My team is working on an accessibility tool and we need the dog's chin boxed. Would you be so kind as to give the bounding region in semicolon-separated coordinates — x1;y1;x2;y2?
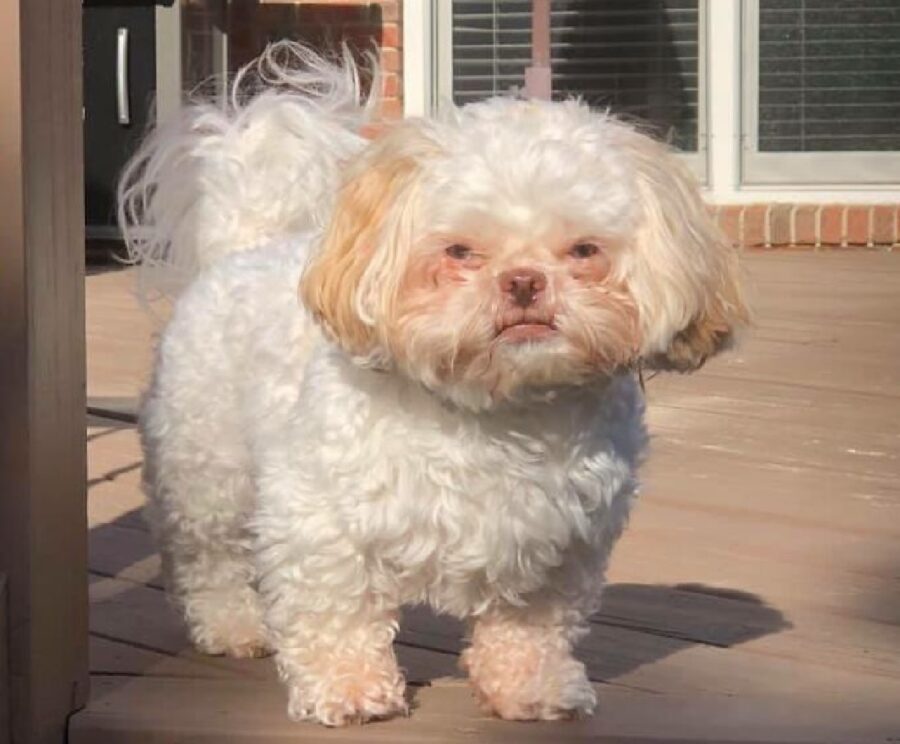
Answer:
422;332;598;411
392;318;616;409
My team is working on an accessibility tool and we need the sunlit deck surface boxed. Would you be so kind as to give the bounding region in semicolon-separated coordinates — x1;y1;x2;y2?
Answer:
72;252;900;743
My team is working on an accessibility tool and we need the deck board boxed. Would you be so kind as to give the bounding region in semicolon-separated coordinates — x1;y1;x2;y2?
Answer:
74;252;900;741
71;676;900;744
89;636;260;680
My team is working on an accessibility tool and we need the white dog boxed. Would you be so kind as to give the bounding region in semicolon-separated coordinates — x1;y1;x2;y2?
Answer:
120;44;747;726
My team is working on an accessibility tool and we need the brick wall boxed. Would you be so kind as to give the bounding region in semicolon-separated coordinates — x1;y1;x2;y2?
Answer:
714;204;899;250
377;1;402;119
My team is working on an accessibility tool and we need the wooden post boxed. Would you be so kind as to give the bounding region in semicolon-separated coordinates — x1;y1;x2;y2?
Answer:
1;575;8;744
0;2;88;743
525;0;552;99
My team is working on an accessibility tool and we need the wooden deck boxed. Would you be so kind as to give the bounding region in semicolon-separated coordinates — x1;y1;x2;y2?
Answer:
72;253;900;743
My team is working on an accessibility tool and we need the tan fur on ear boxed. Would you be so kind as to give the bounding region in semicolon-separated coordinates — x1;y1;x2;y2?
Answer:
612;124;750;373
650;255;749;372
299;127;429;356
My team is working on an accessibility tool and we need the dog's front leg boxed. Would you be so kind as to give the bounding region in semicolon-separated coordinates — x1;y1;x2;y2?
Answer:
262;586;407;726
461;602;596;721
255;515;407;727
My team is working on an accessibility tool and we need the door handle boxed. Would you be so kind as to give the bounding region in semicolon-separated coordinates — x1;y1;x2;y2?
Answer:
116;27;130;125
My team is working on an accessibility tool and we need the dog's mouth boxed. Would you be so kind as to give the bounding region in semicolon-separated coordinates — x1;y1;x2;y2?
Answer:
495;317;558;344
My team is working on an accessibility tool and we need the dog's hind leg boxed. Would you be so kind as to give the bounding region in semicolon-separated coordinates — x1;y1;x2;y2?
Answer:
141;405;270;659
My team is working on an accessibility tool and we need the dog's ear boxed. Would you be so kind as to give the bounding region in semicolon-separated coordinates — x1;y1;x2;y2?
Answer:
299;125;432;358
613;128;750;373
646;251;748;372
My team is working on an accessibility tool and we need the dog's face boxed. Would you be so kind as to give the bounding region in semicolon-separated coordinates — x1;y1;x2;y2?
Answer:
301;98;748;408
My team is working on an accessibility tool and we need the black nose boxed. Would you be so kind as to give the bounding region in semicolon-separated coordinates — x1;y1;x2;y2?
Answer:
499;268;547;308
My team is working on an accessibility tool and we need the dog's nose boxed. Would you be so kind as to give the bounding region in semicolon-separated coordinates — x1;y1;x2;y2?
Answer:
499;268;547;308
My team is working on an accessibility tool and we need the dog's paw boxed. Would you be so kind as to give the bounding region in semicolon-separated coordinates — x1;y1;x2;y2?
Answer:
463;640;596;721
475;666;596;721
196;638;273;659
287;662;408;726
186;598;271;659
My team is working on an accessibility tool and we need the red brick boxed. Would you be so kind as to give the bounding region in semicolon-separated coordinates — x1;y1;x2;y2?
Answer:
380;0;400;22
845;206;870;246
380;47;400;73
381;72;399;98
793;205;818;247
768;204;793;247
819;204;844;246
718;206;741;247
742;205;767;248
379;97;403;119
381;22;400;48
872;205;897;246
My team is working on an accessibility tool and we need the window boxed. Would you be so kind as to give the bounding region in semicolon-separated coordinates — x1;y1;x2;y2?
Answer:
742;0;900;184
439;1;707;178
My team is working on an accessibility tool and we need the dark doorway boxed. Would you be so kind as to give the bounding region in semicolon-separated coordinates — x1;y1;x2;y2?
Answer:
83;1;159;244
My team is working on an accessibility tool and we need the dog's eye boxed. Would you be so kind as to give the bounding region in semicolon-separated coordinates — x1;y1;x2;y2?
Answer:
445;244;473;260
569;242;601;259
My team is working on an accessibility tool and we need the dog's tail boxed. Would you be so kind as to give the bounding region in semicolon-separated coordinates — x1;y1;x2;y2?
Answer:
118;42;375;302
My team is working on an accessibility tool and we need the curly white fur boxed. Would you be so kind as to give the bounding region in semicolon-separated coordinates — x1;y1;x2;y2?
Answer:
129;44;747;727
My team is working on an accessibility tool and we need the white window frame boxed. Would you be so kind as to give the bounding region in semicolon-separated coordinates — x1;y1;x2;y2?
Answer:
402;0;438;116
155;0;182;124
410;0;709;183
741;0;900;186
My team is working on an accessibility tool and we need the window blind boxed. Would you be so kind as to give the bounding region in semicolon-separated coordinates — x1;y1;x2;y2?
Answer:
451;0;700;151
758;0;900;152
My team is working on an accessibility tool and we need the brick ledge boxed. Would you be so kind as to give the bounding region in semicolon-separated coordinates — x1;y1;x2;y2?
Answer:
713;203;899;249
